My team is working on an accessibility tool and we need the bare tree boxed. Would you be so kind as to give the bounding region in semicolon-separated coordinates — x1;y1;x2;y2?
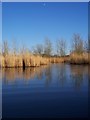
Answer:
33;44;44;55
2;40;9;56
44;38;52;57
12;39;18;55
0;42;2;55
88;37;90;52
56;39;66;57
72;33;84;54
20;43;31;56
88;34;90;52
84;40;88;52
21;46;26;55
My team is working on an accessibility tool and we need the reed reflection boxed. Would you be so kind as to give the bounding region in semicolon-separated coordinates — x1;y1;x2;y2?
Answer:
56;64;67;87
2;65;48;84
2;64;89;90
0;69;2;80
70;65;88;89
44;64;52;86
88;66;90;87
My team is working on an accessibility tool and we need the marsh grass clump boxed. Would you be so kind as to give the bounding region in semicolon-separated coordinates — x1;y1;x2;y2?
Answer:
0;33;89;68
4;55;16;68
0;55;5;67
69;33;89;64
70;52;89;64
15;55;23;67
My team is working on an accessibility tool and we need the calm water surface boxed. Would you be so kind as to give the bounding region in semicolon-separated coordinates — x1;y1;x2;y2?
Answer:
2;63;89;118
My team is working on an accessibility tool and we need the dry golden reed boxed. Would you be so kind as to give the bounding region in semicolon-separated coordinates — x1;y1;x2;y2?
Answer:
70;52;89;64
0;52;89;68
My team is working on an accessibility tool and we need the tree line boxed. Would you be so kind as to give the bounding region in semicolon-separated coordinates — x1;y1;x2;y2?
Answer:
0;33;89;57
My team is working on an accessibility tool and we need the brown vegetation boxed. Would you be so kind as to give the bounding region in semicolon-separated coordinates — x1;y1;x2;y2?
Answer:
69;52;90;64
0;33;89;67
0;52;89;68
0;54;67;68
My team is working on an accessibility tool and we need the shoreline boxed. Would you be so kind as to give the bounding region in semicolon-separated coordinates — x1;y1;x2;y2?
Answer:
0;52;90;68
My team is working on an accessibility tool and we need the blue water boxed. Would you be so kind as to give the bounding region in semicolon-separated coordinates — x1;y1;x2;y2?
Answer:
2;64;89;118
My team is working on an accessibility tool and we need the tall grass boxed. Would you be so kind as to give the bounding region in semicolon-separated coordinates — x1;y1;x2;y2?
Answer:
0;51;89;68
1;34;89;67
70;52;89;64
0;54;66;68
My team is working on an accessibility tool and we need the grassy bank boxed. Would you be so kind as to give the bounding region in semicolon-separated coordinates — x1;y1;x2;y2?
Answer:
0;54;66;68
69;52;90;64
0;52;90;68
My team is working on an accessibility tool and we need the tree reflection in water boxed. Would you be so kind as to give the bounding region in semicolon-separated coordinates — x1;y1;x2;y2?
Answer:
2;65;48;85
44;64;52;86
56;63;66;87
2;64;89;90
70;65;88;90
89;66;90;88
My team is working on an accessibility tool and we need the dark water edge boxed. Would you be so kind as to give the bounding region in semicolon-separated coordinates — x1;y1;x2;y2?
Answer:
2;63;89;118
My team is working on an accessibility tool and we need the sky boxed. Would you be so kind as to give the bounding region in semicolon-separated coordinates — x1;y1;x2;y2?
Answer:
89;2;90;39
2;2;88;54
0;2;2;43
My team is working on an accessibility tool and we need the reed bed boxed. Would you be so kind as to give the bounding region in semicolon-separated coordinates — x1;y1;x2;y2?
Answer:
50;57;65;63
0;55;5;67
70;52;89;64
0;54;67;68
15;55;23;67
0;52;89;68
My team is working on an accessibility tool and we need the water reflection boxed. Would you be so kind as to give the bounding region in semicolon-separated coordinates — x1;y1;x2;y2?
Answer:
2;64;89;118
2;66;47;84
89;66;90;87
44;64;52;86
55;64;67;87
0;93;1;119
1;64;89;90
70;65;88;90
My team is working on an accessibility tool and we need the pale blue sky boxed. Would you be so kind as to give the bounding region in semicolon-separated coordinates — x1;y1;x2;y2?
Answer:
2;2;88;54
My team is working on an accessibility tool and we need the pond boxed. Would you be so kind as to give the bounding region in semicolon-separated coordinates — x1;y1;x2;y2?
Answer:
2;63;89;118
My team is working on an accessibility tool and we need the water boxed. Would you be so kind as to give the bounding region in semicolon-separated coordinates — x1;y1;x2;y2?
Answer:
2;63;89;118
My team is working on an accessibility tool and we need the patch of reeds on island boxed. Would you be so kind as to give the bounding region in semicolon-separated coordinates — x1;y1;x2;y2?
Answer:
0;53;67;68
0;52;89;68
50;57;65;63
0;55;5;67
70;52;90;64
